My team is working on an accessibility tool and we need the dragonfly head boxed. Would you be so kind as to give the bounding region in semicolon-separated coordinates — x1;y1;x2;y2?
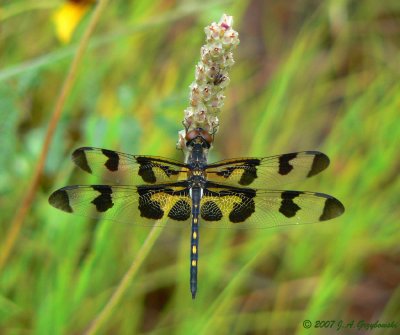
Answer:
185;128;213;149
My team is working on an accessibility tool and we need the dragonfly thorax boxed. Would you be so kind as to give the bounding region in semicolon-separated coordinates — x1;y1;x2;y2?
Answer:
188;171;206;189
187;140;207;190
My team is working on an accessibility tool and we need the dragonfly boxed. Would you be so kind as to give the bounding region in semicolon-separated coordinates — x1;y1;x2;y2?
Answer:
49;128;345;299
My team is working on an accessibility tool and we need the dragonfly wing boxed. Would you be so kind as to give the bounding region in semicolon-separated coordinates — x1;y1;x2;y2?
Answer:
205;151;330;188
49;182;192;227
199;182;344;229
72;147;188;185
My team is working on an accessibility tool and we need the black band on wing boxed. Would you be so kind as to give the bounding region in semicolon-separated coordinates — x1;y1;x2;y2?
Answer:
137;183;190;221
102;149;120;172
201;201;223;221
307;152;330;177
229;199;255;223
319;196;345;221
168;199;191;221
91;185;114;212
279;191;302;218
278;153;297;175
72;147;92;173
49;189;73;213
202;182;257;223
136;157;183;184
213;159;261;186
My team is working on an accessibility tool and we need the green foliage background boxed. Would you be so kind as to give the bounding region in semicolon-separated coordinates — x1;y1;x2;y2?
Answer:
1;1;399;334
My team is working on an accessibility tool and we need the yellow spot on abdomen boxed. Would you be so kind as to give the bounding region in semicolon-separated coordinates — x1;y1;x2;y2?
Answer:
192;245;197;254
193;231;197;239
192;260;197;266
193;218;198;224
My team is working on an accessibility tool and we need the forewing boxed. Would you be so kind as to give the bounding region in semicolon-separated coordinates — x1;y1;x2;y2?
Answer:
205;151;330;188
72;147;188;185
200;182;344;228
48;182;192;226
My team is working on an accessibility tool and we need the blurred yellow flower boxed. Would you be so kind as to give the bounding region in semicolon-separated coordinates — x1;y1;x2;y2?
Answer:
52;1;94;43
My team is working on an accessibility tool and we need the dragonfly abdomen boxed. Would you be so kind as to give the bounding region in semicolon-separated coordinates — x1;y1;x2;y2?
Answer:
190;216;199;299
190;187;202;299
